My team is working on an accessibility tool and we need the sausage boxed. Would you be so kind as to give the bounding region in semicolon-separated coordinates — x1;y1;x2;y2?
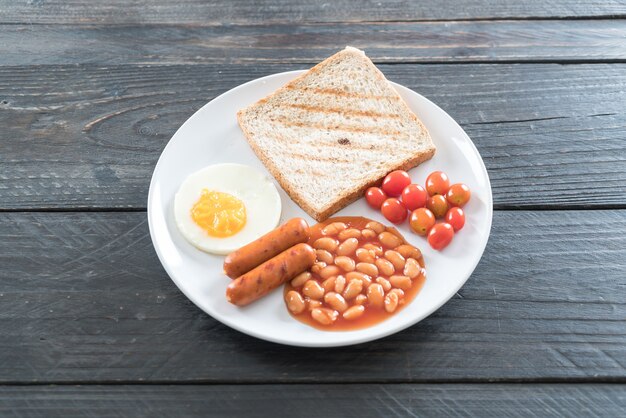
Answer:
223;218;310;279
226;243;316;307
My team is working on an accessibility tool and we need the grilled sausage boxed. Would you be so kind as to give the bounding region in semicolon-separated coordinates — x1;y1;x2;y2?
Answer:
223;218;310;279
226;243;316;306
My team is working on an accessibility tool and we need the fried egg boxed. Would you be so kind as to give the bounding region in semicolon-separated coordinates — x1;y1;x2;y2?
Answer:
174;163;281;255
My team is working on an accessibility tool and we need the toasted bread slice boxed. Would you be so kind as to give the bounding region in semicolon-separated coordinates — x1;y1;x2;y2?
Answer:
237;46;436;221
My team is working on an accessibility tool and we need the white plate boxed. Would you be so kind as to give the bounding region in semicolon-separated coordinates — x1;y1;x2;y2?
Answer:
147;70;493;347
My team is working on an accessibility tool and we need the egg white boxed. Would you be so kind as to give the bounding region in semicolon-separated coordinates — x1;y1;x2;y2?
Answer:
174;163;281;255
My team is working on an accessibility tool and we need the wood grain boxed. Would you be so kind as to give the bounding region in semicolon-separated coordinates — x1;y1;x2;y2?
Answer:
3;20;626;66
1;0;625;24
0;210;624;382
0;384;624;417
0;63;624;210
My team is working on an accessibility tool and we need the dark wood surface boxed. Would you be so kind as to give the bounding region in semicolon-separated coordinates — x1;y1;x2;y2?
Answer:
1;0;625;416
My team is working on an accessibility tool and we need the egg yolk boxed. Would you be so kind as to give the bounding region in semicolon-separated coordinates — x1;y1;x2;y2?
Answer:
191;189;246;238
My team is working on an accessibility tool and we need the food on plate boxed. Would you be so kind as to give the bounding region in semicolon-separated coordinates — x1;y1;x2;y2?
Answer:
425;194;449;219
381;170;411;197
365;187;387;209
401;184;427;211
425;171;450;196
445;207;465;231
174;163;281;255
427;223;454;250
381;198;407;224
409;207;436;236
237;46;436;222
284;217;426;330
226;243;316;306
223;218;310;279
446;183;471;207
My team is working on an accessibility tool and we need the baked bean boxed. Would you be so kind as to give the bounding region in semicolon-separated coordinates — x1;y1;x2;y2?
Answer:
285;290;306;314
385;250;406;271
395;244;422;261
322;222;347;236
388;288;405;300
337;238;359;256
334;275;346;293
343;279;363;300
302;280;325;299
311;308;338;325
311;261;326;274
338;228;362;240
362;243;383;257
404;258;421;279
321;276;336;293
315;249;334;264
343;305;365;320
376;277;392;292
324;292;348;312
365;221;385;234
354;294;368;305
320;265;341;279
313;237;338;252
367;283;385;308
346;271;371;287
334;256;356;272
291;271;312;287
384;292;399;313
356;262;378;277
389;275;412;290
361;228;377;239
356;248;376;263
375;258;395;276
378;231;402;248
307;298;323;310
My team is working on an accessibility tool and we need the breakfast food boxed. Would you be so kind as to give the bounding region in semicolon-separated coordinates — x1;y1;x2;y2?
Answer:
226;243;316;306
367;169;471;251
237;46;436;221
283;217;426;330
223;218;310;279
174;163;281;255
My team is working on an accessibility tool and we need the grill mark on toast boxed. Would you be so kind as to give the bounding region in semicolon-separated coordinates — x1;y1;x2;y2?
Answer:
282;151;354;165
279;103;402;119
261;130;388;153
272;117;403;136
285;85;395;100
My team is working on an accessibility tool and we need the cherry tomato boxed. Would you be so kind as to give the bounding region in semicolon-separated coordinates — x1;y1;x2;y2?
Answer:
428;223;454;250
425;194;449;219
446;183;471;207
425;171;450;196
409;208;436;236
366;187;387;209
382;170;411;197
381;198;407;224
445;207;465;231
401;184;428;211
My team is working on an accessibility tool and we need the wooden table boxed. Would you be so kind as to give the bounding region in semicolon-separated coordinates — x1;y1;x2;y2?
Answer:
2;1;625;416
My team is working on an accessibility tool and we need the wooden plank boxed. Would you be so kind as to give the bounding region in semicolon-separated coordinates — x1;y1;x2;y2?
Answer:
0;384;624;417
0;63;624;210
3;20;626;66
0;210;624;383
0;0;625;24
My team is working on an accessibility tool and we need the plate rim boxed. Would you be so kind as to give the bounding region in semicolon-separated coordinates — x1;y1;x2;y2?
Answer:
147;70;493;347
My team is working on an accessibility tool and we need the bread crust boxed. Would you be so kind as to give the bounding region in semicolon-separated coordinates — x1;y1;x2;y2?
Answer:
237;47;436;221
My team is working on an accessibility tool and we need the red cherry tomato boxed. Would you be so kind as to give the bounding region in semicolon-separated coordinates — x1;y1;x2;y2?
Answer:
425;171;450;196
382;170;411;197
446;183;471;207
365;187;387;209
401;184;428;211
428;223;454;250
381;198;407;224
425;194;449;219
445;207;465;231
409;208;436;236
